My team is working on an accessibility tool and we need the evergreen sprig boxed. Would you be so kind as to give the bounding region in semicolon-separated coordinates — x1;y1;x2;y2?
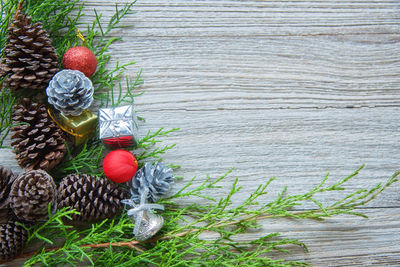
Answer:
50;141;105;179
136;127;180;164
13;166;400;266
83;1;141;106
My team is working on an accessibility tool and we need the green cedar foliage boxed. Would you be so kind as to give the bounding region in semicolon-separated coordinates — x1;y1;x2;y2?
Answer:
21;166;399;266
0;0;399;266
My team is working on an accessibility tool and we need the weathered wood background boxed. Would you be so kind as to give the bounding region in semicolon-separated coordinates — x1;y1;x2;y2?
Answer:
1;0;400;266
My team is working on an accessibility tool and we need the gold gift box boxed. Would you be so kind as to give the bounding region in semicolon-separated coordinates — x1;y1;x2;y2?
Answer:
59;110;98;146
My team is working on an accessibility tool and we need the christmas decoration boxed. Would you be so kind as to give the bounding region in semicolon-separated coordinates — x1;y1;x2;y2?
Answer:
121;162;174;241
130;162;174;203
11;98;66;171
58;109;98;146
0;165;16;209
0;12;59;91
62;46;97;77
1;1;399;266
46;69;94;116
98;105;139;147
9;170;57;222
121;188;164;241
102;149;138;183
57;174;129;221
0;222;27;261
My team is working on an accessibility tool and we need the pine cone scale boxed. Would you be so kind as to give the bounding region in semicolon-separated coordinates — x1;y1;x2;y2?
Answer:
34;134;45;141
24;74;36;81
39;161;49;170
36;70;47;76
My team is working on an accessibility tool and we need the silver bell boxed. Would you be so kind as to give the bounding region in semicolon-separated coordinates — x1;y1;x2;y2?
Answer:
130;209;164;241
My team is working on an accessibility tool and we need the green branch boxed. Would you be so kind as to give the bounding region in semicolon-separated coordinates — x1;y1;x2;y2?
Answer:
50;141;105;179
136;127;180;164
17;167;399;266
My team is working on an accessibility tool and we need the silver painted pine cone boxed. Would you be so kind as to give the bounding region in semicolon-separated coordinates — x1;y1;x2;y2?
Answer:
46;69;94;116
130;162;174;203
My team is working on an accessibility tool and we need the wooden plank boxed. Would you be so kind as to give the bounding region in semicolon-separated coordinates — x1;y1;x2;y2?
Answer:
136;108;400;208
235;208;400;266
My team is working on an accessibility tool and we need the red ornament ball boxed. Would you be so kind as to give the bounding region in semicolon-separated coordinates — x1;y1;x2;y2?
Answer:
103;149;138;183
62;46;97;77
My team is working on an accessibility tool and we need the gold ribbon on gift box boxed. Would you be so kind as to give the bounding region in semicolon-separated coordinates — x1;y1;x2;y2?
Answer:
47;108;98;146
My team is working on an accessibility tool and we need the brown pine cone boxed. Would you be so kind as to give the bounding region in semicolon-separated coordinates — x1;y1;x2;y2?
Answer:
0;12;59;91
58;174;129;221
0;166;17;209
0;222;27;260
9;170;57;222
11;98;66;171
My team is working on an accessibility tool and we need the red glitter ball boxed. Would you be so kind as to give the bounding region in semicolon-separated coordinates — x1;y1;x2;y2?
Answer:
62;46;97;77
103;149;138;183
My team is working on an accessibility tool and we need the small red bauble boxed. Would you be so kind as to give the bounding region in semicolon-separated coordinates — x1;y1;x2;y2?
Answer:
103;149;138;183
62;46;97;77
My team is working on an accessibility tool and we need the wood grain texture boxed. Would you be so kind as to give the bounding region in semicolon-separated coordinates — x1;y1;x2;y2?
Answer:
1;0;400;266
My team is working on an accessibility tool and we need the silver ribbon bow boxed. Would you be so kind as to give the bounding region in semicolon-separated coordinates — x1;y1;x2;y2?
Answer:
122;188;164;238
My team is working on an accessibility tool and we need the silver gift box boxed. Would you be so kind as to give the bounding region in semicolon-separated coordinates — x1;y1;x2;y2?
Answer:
98;105;139;147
